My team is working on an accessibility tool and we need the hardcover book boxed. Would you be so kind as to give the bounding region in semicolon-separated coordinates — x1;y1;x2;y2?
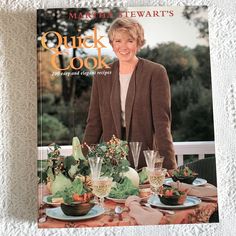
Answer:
37;6;219;228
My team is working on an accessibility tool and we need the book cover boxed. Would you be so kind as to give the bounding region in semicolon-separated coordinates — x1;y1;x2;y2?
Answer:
37;6;218;228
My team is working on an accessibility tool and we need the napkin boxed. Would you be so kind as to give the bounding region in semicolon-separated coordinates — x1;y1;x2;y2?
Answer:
170;181;217;197
125;196;163;225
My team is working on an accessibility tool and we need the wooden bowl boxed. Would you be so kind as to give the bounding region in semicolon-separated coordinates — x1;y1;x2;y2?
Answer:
159;193;187;205
61;202;95;216
172;174;198;184
159;195;180;205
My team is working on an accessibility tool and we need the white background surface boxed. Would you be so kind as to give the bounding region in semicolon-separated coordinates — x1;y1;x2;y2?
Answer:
0;0;236;235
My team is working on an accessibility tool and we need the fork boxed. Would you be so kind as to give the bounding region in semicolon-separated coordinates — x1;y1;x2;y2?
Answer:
140;202;175;215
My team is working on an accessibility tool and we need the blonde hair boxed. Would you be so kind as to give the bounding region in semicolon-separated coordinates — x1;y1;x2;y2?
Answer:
108;18;145;49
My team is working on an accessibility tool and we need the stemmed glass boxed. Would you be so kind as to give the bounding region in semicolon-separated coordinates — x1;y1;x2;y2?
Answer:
144;150;166;196
88;156;112;209
155;156;165;169
129;142;142;170
88;156;103;179
143;150;159;170
91;176;113;209
148;168;167;196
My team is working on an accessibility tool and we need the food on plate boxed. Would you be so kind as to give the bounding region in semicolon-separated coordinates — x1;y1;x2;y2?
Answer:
51;197;64;204
108;177;139;199
172;166;198;184
47;178;93;204
159;186;188;205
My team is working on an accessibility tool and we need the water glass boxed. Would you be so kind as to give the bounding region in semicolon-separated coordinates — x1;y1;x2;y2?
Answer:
88;156;103;179
92;176;113;209
130;142;142;170
148;168;167;196
143;150;159;170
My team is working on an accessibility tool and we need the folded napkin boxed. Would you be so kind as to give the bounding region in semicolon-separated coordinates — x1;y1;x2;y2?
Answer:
170;181;217;197
125;196;163;225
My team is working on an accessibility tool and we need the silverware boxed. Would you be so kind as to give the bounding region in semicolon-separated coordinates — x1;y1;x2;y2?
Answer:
141;202;175;215
108;212;115;222
38;213;47;223
158;209;175;215
115;205;123;221
190;196;217;203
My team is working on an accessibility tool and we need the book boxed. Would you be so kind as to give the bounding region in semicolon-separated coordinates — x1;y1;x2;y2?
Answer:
37;6;218;228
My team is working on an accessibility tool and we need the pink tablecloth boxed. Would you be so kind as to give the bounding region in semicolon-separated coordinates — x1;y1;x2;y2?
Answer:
38;184;218;228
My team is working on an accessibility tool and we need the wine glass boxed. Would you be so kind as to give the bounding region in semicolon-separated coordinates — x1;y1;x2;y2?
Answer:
91;176;113;210
143;150;159;170
148;168;167;196
88;156;103;179
130;142;142;170
155;156;165;169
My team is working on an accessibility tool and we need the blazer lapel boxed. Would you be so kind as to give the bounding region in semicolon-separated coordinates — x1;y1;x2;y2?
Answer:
110;61;122;138
125;59;142;140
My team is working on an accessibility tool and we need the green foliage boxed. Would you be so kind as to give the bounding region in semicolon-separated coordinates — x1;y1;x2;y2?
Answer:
139;42;214;142
138;168;148;185
183;6;209;39
173;166;194;177
87;136;130;183
48;178;85;204
193;45;211;89
171;77;202;131
138;42;198;83
38;113;69;143
109;177;139;199
173;90;214;141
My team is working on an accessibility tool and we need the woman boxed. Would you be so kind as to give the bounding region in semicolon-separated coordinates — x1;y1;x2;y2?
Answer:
83;18;177;170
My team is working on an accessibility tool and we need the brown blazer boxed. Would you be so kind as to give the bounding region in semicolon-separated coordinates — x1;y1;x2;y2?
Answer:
83;58;177;170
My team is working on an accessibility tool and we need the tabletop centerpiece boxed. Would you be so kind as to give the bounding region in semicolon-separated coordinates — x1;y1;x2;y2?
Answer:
40;135;141;208
85;135;140;201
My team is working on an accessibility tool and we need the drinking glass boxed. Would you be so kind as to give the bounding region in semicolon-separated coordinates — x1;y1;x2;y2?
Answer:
148;168;167;196
130;142;142;170
143;150;159;170
155;156;165;169
88;156;103;179
91;176;113;209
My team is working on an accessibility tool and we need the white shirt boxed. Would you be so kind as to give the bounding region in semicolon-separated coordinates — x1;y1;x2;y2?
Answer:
119;73;132;127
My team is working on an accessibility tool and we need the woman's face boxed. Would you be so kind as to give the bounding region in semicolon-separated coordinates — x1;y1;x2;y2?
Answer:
111;30;138;63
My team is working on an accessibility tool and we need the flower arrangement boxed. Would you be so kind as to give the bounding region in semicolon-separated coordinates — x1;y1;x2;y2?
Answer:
40;138;91;195
39;136;132;196
85;135;130;183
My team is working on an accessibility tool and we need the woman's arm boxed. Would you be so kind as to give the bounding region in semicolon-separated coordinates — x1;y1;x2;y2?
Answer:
151;65;177;170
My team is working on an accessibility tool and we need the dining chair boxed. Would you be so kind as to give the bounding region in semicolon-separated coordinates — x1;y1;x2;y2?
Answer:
181;156;218;223
184;156;217;187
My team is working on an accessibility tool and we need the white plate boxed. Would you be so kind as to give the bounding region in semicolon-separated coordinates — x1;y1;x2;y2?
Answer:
43;195;62;206
164;178;207;186
46;205;105;221
147;195;201;209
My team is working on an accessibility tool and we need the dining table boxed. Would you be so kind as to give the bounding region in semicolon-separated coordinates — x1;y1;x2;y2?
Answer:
38;182;218;228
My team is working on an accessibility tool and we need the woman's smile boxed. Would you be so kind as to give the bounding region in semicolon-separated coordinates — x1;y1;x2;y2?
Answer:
112;30;138;63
